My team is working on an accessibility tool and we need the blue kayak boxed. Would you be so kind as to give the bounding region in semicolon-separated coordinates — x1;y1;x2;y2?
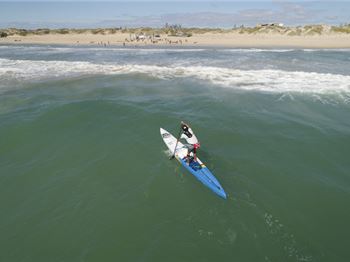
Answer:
160;127;227;199
179;157;227;199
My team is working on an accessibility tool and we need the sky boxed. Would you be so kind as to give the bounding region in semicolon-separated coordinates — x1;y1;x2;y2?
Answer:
0;1;349;28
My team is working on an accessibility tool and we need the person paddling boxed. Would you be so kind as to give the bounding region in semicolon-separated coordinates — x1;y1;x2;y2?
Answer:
179;121;200;164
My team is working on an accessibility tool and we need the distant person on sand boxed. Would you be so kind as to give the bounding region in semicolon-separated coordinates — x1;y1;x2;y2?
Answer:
179;121;200;164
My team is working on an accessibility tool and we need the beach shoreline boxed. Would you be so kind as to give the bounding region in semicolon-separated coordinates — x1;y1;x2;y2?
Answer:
1;32;350;49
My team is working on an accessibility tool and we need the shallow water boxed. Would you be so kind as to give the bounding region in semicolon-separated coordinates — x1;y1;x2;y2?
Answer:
0;45;349;261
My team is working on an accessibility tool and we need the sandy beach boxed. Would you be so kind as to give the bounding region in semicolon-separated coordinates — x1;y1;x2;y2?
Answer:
1;31;350;48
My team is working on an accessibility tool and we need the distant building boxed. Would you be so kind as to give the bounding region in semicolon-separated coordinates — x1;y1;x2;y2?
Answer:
257;23;284;27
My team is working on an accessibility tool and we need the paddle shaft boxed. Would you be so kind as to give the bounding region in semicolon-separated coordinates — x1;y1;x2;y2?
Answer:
170;128;183;159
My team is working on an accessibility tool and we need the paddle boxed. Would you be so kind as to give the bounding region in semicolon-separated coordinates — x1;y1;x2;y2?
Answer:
170;128;182;160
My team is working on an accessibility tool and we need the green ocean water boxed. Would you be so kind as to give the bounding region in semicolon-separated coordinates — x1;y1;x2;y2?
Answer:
0;46;350;261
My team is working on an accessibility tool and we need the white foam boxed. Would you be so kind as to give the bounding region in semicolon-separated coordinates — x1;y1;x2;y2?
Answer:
223;48;350;53
222;48;296;53
0;46;205;53
302;48;350;52
1;58;349;96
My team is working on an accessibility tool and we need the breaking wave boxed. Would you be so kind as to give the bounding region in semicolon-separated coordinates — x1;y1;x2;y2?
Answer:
1;58;350;96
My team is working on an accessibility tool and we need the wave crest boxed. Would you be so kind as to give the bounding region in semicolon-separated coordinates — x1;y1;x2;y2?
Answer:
1;58;349;95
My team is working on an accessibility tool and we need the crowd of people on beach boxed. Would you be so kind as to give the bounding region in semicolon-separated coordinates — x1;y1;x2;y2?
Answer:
123;34;188;46
81;33;191;47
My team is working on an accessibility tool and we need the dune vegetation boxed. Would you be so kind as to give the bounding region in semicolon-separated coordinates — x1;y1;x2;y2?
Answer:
1;24;350;38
